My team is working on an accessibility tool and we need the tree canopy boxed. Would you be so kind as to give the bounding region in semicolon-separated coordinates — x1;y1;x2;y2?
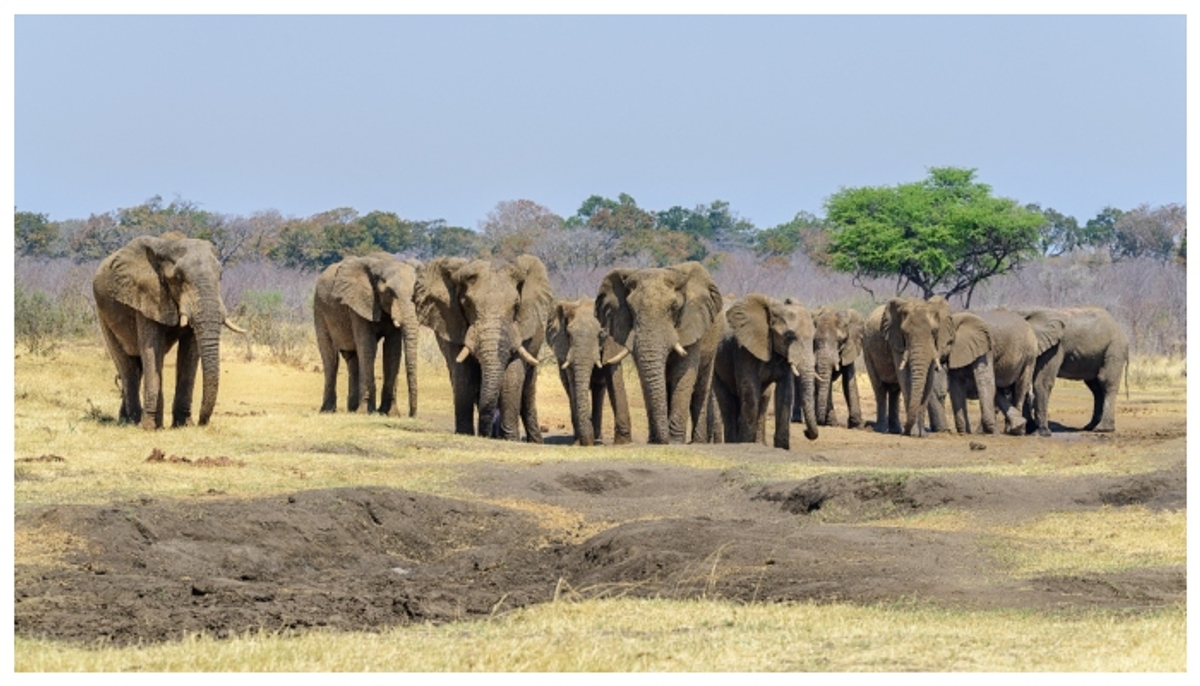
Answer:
824;167;1045;306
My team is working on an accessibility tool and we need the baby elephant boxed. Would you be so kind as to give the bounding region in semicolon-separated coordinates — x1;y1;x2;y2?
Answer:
712;295;819;449
546;298;632;446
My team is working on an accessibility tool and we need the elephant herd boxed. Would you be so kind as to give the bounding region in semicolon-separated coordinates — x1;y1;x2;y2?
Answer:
91;234;1131;446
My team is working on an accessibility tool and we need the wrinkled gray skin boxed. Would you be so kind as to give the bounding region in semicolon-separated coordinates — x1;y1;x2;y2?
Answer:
796;307;865;428
712;295;819;449
313;253;420;416
939;311;1000;435
596;262;724;444
547;298;632;446
93;234;244;430
1015;306;1130;435
862;299;957;436
958;309;1037;435
415;256;553;441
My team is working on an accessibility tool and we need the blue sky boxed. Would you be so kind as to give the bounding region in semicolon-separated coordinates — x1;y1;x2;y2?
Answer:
13;12;1188;231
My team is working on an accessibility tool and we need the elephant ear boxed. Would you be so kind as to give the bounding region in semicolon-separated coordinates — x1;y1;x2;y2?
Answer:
547;299;574;365
105;235;180;326
883;298;908;354
726;294;772;362
840;309;866;367
670;261;722;348
947;312;992;369
414;257;469;344
332;257;381;322
927;296;955;359
1023;308;1067;356
510;255;553;344
596;269;634;349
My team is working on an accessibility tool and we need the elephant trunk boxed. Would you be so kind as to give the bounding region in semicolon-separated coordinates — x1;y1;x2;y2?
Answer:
571;359;596;446
634;342;671;444
403;320;419;418
474;325;508;437
814;348;837;426
192;280;224;426
796;361;819;441
902;351;935;436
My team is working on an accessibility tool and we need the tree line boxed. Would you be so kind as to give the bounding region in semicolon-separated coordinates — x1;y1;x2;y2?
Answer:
15;167;1185;308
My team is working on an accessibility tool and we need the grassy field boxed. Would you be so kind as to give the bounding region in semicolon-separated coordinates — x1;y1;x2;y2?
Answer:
11;333;1188;671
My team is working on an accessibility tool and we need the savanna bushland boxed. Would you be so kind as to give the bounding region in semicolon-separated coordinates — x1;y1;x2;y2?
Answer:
12;174;1186;671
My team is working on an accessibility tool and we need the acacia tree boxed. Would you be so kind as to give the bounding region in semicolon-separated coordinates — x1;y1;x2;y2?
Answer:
824;167;1044;307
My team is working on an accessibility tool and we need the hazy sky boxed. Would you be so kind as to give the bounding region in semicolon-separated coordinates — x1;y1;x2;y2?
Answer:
14;13;1187;230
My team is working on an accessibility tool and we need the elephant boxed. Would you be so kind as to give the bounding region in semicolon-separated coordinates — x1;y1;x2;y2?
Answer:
863;297;978;436
796;306;865;428
596;262;724;444
712;295;819;449
313;252;420;417
546;298;632;446
92;233;244;429
1014;306;1130;435
415;255;553;441
962;308;1037;436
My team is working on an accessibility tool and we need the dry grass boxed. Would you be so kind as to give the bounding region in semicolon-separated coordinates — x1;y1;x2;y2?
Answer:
14;599;1184;671
11;340;1187;671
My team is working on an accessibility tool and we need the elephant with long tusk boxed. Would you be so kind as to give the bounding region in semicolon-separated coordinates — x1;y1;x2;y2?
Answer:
415;255;553;441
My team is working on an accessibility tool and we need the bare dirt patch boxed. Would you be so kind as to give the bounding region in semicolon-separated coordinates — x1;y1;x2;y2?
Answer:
15;450;1185;646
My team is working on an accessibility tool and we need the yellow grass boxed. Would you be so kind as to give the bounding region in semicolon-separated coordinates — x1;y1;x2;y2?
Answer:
11;339;1188;671
14;599;1184;672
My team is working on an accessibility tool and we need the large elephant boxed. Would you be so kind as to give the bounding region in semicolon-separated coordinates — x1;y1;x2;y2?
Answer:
546;298;632;446
1015;306;1130;435
415;255;553;441
313;252;420;417
797;306;865;428
862;297;978;436
92;233;244;429
596;262;723;444
712;295;819;449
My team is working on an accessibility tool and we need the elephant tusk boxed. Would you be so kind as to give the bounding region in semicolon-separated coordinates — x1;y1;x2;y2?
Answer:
604;348;630;366
456;346;473;363
517;345;540;366
180;314;189;328
791;364;802;378
595;359;604;369
673;342;688;358
560;349;573;370
223;318;246;334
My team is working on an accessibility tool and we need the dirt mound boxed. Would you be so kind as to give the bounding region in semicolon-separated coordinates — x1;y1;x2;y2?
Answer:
15;462;1186;646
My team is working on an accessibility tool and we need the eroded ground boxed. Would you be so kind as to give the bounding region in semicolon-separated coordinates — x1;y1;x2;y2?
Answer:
14;405;1186;646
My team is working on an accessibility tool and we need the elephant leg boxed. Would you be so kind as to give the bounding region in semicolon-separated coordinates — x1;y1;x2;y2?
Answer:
172;329;198;427
886;385;902;434
866;366;891;434
136;319;167;430
949;373;971;434
343;351;361;412
453;360;481;435
971;358;997;434
736;378;762;444
353;328;378;414
773;376;793;450
100;323;142;424
316;315;339;412
520;362;542;444
608;367;633;444
842;366;863;429
1084;374;1120;432
379;333;402;416
667;359;698;444
1030;354;1061;436
791;375;804;423
823;370;841;427
497;359;525;440
588;371;605;445
689;355;715;445
713;376;739;444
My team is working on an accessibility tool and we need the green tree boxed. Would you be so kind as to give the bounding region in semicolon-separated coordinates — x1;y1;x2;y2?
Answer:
1025;203;1082;256
1082;206;1123;251
753;210;828;262
15;210;59;257
825;167;1044;307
